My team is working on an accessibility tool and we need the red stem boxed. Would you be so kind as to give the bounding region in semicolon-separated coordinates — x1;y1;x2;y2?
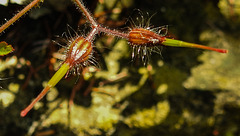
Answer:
20;86;51;117
0;0;41;33
86;27;98;42
73;0;98;27
98;26;129;39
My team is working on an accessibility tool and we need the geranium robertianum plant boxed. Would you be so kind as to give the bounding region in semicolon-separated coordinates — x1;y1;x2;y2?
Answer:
0;0;227;117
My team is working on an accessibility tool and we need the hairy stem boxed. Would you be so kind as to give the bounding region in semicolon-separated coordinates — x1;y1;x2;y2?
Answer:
0;0;42;33
86;27;98;42
72;0;129;40
98;26;129;39
73;0;98;27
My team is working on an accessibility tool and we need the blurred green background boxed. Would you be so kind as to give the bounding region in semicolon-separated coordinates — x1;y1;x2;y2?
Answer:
0;0;239;135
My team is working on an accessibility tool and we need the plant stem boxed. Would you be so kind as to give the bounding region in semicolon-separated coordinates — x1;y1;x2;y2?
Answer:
98;26;129;39
72;0;129;40
0;0;42;33
73;0;98;27
86;27;98;42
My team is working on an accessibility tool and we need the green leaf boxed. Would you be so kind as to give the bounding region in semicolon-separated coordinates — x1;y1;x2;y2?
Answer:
0;41;14;56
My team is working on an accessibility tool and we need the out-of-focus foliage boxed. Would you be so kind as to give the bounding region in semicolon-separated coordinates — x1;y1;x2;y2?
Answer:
0;0;28;6
0;41;14;56
184;29;240;123
0;0;239;136
218;0;240;23
124;101;170;128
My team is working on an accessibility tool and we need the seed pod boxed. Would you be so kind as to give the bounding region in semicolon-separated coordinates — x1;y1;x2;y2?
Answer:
20;36;93;117
128;28;228;53
64;36;93;75
127;28;166;64
128;28;166;46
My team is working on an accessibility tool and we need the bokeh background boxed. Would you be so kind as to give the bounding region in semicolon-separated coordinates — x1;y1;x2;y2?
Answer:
0;0;239;135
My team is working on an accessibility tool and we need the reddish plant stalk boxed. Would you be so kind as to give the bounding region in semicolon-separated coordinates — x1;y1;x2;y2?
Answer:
73;0;129;39
0;0;42;33
86;27;98;42
73;0;98;27
98;26;129;39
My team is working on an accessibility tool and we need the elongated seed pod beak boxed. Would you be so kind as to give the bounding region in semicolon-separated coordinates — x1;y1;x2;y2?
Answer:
20;63;70;117
162;38;228;53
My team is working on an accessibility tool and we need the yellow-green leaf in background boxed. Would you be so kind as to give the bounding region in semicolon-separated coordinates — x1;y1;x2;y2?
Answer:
0;41;14;56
